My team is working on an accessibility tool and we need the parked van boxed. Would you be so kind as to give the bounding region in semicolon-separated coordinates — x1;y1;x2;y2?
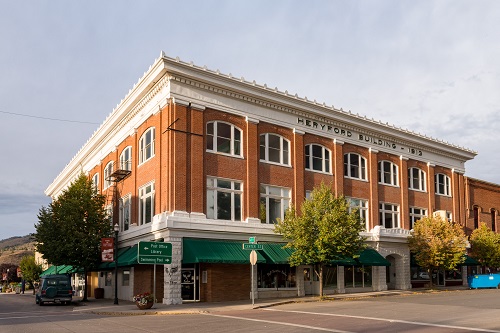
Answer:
35;274;72;305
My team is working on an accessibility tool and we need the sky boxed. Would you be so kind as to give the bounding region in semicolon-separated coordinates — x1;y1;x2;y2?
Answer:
1;0;499;240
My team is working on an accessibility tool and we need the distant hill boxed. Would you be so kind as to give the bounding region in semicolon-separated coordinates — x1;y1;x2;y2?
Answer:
0;235;35;266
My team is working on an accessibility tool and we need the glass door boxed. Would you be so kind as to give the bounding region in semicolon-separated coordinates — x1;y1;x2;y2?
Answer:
181;267;199;301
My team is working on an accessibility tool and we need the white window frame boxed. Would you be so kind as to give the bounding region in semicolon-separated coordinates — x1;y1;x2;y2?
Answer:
347;197;369;231
379;202;400;228
206;177;243;221
138;182;155;225
104;162;113;190
260;184;291;224
139;127;155;165
260;133;290;166
120;146;132;171
344;153;367;180
378;160;399;186
92;173;99;191
206;121;243;157
408;167;426;192
435;173;451;196
119;194;131;231
409;207;428;229
305;144;331;173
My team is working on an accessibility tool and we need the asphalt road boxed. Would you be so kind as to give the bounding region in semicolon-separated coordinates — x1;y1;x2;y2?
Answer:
2;289;500;332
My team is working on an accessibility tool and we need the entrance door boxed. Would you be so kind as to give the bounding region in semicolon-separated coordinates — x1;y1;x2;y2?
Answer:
181;268;198;301
303;267;313;295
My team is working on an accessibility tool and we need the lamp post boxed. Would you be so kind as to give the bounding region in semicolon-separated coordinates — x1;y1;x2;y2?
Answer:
113;223;119;305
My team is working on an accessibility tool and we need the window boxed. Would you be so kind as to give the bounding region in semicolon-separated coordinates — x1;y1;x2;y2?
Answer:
378;161;398;186
92;173;99;191
492;209;496;232
347;197;369;230
260;133;290;165
104;162;113;189
139;127;155;164
409;207;427;229
120;146;132;171
122;270;130;287
139;183;155;225
408;167;426;192
473;206;479;229
206;177;242;221
379;203;400;228
119;195;131;231
305;144;331;173
344;153;367;180
206;121;242;156
260;185;290;224
435;173;451;196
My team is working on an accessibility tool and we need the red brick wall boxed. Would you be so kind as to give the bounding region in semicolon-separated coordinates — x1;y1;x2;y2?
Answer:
200;263;250;302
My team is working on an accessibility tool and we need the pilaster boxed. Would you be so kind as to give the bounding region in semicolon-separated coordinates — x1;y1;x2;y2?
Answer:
162;237;182;305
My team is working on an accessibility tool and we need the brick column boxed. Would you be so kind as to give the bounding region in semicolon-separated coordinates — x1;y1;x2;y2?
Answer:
293;129;305;207
162;236;182;305
336;266;345;294
399;156;409;229
170;99;189;215
368;148;379;229
452;169;465;225
245;117;260;223
189;103;206;217
427;163;436;213
333;139;344;195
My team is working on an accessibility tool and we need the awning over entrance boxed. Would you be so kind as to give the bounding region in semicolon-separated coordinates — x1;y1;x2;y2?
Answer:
183;239;267;264
259;243;295;264
356;248;391;266
98;245;138;269
40;265;79;276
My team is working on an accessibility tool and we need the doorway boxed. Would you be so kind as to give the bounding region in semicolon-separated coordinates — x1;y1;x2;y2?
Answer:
181;267;199;301
303;267;313;295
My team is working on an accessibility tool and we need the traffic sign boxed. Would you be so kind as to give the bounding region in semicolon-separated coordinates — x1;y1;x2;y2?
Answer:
249;237;256;244
242;243;263;250
138;241;172;264
249;250;257;265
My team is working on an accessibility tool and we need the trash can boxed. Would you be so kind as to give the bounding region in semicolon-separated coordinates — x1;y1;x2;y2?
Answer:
94;288;104;299
468;274;500;289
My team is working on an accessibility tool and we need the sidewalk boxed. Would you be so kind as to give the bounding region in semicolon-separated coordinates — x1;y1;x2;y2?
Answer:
70;286;468;316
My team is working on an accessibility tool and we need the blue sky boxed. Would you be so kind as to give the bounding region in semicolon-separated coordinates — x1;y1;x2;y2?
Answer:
1;0;499;240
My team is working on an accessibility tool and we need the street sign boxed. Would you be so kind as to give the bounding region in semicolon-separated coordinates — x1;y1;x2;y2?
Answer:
138;241;172;264
249;237;256;244
242;243;263;250
249;250;257;265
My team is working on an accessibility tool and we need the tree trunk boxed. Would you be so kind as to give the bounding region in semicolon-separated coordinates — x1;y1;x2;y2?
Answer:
82;269;88;302
319;264;324;298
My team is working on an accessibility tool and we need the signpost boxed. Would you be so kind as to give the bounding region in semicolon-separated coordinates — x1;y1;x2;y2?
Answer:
243;237;260;307
137;241;172;304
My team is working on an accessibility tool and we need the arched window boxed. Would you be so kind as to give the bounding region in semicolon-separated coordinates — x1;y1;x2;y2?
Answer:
260;133;290;165
473;206;479;229
139;127;155;164
408;167;426;192
491;209;496;232
120;146;132;171
305;144;331;173
206;121;242;157
435;173;451;196
104;162;113;189
344;153;367;180
378;161;398;186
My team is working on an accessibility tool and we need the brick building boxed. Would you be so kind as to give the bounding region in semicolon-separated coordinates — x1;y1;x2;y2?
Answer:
45;52;500;303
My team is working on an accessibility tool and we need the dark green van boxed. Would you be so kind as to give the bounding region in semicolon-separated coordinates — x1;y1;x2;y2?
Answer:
35;274;72;305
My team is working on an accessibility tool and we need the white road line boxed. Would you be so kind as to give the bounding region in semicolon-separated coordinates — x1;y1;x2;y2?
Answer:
203;313;354;332
264;308;500;333
0;313;82;320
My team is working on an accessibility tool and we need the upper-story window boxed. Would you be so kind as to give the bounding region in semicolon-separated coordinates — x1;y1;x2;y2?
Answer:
344;153;367;180
260;184;290;224
305;144;331;173
139;127;155;164
379;202;400;228
491;209;496;232
120;146;132;171
119;195;131;231
139;182;155;225
206;177;242;221
435;173;451;196
378;161;398;186
104;162;113;189
260;133;290;166
92;173;99;191
473;206;479;229
206;121;242;157
408;167;426;192
347;197;369;231
409;207;428;229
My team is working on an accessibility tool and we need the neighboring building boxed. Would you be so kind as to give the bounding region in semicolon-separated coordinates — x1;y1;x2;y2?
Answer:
45;52;500;303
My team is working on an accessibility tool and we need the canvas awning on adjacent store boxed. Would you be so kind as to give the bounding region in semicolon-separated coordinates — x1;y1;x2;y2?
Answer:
40;265;79;276
356;248;391;266
182;239;267;264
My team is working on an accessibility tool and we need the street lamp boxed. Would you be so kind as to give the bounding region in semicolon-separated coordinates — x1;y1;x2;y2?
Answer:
113;223;119;305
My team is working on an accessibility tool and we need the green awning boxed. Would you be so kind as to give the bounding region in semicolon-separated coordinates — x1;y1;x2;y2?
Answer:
40;265;78;276
183;239;266;264
98;245;138;269
331;256;358;266
460;255;480;266
356;248;391;266
260;243;295;264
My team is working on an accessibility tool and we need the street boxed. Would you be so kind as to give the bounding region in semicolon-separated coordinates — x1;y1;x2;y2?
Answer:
2;289;500;332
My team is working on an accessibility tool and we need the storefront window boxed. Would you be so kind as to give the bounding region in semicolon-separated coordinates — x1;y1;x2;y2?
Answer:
344;266;372;288
323;265;337;289
258;265;296;289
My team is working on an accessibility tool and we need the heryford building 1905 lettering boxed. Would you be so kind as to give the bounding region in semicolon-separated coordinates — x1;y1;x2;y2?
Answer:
297;118;352;137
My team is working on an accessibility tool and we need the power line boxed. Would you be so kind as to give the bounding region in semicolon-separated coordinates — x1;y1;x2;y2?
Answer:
0;110;100;125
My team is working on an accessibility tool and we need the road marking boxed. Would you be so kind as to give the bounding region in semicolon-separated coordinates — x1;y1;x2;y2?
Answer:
204;313;354;332
264;308;500;333
0;313;82;320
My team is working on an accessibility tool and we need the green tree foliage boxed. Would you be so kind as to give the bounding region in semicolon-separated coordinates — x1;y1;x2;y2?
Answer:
469;222;500;269
408;215;467;288
19;255;42;294
34;173;111;301
274;183;366;297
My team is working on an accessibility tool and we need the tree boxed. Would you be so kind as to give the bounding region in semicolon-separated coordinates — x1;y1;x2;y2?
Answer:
19;255;43;294
34;173;111;301
469;222;500;270
274;183;366;297
408;215;467;288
